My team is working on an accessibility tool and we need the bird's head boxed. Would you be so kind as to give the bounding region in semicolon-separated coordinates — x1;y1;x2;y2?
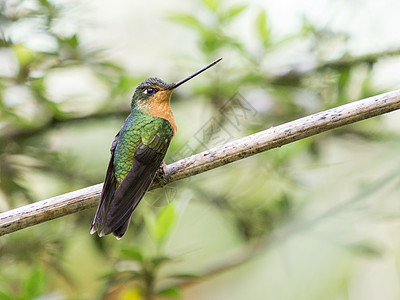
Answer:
131;58;222;112
131;77;174;111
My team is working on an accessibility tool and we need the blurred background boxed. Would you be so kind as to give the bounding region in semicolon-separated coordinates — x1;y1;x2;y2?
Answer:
1;0;400;299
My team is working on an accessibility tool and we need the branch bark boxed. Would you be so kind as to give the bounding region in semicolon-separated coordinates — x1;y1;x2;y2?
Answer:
1;89;400;236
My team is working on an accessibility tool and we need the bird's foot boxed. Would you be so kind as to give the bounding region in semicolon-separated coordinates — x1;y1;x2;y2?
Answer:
154;162;168;187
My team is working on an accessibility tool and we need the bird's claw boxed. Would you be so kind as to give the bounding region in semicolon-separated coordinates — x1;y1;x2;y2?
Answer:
154;162;168;187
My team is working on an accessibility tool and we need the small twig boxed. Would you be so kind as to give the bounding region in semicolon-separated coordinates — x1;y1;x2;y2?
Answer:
1;89;400;236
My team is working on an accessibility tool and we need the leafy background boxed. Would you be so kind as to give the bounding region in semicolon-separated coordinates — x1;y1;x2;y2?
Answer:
1;0;400;299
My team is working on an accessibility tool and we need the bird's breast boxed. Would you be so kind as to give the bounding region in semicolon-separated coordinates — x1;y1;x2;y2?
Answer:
145;91;177;136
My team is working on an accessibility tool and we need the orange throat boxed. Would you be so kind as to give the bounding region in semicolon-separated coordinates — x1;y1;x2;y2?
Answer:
146;90;177;136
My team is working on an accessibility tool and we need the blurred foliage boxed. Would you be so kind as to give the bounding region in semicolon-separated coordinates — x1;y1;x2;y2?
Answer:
102;205;183;299
0;0;142;206
1;0;400;299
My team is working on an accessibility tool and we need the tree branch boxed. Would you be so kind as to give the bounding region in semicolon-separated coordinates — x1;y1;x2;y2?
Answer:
1;89;400;236
1;108;130;141
271;48;400;86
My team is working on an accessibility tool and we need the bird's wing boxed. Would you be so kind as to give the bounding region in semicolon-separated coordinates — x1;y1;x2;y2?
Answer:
90;127;171;238
90;131;120;235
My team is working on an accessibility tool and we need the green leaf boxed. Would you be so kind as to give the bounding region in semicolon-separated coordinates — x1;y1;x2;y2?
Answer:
121;289;142;300
151;255;171;267
68;34;79;48
116;76;140;94
22;266;46;298
31;77;46;95
256;10;271;47
13;44;36;66
59;34;79;48
201;0;219;12
222;4;247;22
157;287;181;298
119;246;144;262
154;204;177;243
336;68;351;104
347;242;382;257
0;290;14;300
145;205;177;244
167;13;205;32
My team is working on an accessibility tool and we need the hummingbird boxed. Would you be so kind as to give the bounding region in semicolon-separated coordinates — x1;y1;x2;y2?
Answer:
90;58;222;239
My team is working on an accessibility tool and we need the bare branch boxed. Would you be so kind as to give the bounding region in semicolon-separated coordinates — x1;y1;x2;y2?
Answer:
1;89;400;236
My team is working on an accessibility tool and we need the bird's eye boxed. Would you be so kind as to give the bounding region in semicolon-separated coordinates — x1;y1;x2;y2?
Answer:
144;87;156;95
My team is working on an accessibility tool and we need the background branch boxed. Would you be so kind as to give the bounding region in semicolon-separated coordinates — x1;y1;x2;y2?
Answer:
270;48;400;86
3;48;400;142
1;89;400;236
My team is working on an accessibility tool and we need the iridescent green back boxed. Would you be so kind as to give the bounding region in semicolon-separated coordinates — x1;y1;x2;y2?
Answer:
113;110;173;185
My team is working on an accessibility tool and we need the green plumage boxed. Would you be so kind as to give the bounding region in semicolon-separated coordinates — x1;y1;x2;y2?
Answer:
114;111;173;184
90;58;222;239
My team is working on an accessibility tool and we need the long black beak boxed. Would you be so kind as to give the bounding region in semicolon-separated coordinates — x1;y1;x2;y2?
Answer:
169;58;222;90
